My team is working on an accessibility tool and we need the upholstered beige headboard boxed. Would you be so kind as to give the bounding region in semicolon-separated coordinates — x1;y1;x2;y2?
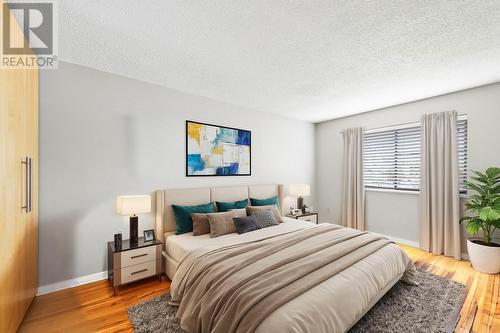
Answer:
155;184;284;242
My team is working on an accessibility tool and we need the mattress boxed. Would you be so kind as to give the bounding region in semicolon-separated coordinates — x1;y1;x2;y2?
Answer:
256;243;407;332
168;221;416;332
165;217;314;263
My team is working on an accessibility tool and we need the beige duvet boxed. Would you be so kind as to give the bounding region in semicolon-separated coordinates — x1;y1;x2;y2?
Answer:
170;224;417;333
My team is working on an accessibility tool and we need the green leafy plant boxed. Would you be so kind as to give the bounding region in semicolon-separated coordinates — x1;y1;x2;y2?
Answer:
460;167;500;245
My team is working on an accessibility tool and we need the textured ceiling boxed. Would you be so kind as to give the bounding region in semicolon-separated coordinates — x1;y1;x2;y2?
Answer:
59;1;500;122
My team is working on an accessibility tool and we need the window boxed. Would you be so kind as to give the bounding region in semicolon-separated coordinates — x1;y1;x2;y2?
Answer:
363;124;421;191
457;117;468;192
363;116;468;192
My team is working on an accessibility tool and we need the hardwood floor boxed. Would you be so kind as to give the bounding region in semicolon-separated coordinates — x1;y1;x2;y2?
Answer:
19;246;499;333
19;277;170;333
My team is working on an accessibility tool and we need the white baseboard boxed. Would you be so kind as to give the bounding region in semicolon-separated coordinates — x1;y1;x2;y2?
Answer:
373;232;470;261
37;271;108;296
371;232;420;248
385;235;420;248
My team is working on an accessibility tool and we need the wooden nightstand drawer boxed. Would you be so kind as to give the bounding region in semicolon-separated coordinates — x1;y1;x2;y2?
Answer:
119;244;159;268
297;214;317;223
116;260;160;284
108;238;163;295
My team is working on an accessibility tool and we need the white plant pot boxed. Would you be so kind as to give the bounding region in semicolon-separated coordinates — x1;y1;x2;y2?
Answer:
467;239;500;274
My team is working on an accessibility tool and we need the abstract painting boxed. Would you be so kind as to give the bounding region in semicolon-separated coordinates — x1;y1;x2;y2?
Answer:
186;121;251;176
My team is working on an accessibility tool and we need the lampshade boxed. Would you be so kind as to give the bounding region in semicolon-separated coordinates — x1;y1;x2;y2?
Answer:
116;195;151;216
289;184;311;197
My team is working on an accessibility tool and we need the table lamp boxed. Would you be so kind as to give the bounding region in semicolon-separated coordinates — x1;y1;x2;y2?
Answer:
116;195;151;244
289;184;310;213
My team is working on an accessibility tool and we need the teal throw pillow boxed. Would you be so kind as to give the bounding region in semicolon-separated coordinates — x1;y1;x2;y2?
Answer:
250;196;279;207
215;199;249;212
172;203;214;235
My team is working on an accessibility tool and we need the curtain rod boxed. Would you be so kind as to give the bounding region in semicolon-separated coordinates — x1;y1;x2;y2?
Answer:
340;112;466;134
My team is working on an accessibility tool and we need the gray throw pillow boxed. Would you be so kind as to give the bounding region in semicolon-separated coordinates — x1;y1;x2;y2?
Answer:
191;213;210;236
233;215;261;234
207;210;239;238
252;209;279;228
246;205;284;223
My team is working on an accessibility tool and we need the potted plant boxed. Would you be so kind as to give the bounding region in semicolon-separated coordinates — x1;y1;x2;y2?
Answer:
460;167;500;274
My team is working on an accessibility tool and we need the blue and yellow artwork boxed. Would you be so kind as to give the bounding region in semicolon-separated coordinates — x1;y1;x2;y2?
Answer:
186;121;251;176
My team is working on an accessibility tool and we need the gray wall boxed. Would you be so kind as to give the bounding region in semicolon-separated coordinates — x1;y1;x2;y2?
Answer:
39;62;315;286
315;83;500;249
39;62;500;286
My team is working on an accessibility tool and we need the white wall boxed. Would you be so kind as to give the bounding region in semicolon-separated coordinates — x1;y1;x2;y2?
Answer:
39;62;315;287
315;83;500;247
39;62;499;288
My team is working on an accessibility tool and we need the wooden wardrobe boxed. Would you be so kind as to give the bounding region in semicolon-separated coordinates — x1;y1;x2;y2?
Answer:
0;3;39;332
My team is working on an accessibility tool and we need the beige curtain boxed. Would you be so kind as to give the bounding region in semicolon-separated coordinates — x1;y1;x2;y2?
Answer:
419;111;461;259
341;128;365;231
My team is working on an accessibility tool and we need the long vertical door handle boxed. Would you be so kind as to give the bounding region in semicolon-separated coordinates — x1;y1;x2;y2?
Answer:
28;157;32;212
21;157;29;212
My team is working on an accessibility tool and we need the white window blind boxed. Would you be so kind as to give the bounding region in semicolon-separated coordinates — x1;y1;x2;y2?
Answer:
457;117;468;192
363;116;468;192
363;124;421;191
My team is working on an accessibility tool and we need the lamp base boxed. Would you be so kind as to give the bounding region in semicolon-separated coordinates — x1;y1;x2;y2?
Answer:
297;196;304;211
130;215;139;244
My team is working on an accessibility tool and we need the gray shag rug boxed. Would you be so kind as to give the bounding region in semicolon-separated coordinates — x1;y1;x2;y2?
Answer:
128;270;467;333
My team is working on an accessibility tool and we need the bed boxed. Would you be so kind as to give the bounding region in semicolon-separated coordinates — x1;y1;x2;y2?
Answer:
155;184;417;333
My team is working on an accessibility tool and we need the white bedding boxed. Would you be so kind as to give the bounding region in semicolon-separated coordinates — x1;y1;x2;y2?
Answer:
167;219;415;332
165;217;314;263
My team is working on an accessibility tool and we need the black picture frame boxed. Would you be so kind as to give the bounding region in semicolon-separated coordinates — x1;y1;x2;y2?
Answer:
143;229;155;242
186;120;252;177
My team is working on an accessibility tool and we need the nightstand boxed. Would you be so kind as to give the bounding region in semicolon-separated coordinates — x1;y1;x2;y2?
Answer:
107;237;162;295
286;212;319;224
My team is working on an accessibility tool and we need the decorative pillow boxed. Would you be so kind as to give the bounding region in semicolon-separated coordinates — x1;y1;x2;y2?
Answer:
215;199;249;212
233;215;261;234
191;213;210;236
246;205;284;223
208;210;239;238
250;196;279;207
251;210;279;228
229;208;247;217
172;203;214;235
191;209;246;236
